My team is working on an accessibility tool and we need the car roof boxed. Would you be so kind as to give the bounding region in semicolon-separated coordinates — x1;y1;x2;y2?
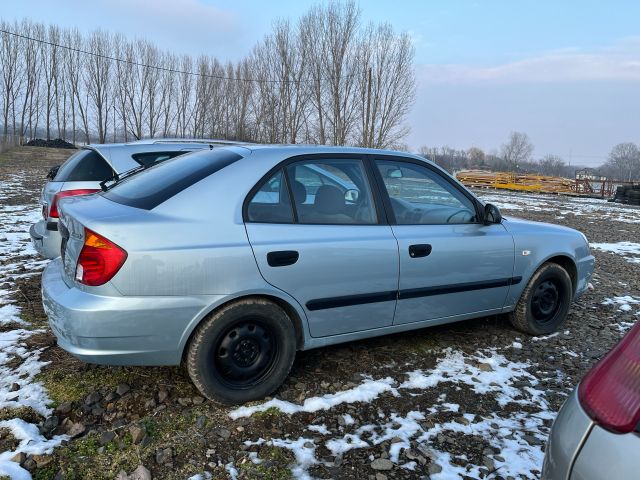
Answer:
83;139;252;173
238;143;432;163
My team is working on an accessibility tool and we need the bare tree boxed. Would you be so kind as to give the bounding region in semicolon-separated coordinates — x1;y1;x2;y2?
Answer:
356;23;415;148
500;132;534;171
538;154;566;177
84;30;112;143
1;20;24;136
605;142;640;181
18;20;41;141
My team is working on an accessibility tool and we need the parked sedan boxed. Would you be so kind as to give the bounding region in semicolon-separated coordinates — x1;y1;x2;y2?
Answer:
542;320;640;479
41;145;595;404
29;138;242;259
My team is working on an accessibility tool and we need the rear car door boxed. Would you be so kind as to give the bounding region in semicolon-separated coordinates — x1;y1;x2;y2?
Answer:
373;157;515;325
244;155;399;338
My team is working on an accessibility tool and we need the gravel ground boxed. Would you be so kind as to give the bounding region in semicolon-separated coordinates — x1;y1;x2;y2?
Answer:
0;149;638;480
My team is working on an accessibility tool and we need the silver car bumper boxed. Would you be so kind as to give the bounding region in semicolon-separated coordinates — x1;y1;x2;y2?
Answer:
543;387;640;480
30;219;62;259
42;258;218;366
542;390;593;480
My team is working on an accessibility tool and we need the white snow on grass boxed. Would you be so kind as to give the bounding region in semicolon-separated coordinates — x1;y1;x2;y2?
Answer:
245;437;319;480
477;190;640;224
235;348;553;479
590;241;640;264
0;176;59;478
602;295;640;312
0;419;68;479
229;376;397;419
531;332;559;341
307;424;330;435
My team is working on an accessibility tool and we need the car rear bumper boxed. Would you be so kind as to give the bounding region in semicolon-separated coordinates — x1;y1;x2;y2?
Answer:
30;219;62;259
42;258;218;366
542;389;593;480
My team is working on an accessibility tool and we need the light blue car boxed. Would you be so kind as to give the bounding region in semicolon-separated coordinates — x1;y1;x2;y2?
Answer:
42;145;595;404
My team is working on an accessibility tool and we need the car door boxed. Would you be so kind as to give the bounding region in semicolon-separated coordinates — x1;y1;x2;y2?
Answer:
373;157;515;325
244;155;399;338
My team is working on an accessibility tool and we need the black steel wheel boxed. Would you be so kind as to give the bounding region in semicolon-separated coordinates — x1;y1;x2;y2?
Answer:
187;298;296;405
213;319;277;389
508;262;573;335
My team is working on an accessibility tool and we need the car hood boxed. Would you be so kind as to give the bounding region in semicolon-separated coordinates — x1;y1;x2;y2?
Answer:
501;215;585;239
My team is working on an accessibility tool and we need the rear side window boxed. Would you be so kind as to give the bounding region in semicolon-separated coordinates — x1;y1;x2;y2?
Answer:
132;151;187;167
246;170;294;223
54;149;114;182
103;149;242;210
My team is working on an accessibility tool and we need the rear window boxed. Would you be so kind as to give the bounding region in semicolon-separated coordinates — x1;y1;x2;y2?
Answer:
54;149;114;182
132;151;187;167
103;149;242;210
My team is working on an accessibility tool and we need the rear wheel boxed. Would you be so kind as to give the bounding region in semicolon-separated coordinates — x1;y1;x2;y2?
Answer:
508;262;573;335
187;298;296;405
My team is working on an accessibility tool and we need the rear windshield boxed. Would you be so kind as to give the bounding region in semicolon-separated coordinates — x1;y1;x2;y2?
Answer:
103;149;242;210
54;149;114;182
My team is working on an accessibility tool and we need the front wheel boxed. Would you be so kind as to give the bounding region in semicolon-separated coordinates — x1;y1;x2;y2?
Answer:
508;263;573;335
186;298;296;405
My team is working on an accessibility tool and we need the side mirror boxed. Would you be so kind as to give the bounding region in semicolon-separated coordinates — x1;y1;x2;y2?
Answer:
483;203;502;225
345;189;360;203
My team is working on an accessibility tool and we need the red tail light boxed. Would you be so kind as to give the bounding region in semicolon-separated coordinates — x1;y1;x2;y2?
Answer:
75;228;127;286
578;322;640;433
49;189;100;218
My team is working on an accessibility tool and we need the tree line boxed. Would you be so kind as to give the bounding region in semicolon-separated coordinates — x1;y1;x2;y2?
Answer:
420;132;640;181
0;2;415;148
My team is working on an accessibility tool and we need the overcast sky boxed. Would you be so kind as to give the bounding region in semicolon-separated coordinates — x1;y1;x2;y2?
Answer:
3;0;640;166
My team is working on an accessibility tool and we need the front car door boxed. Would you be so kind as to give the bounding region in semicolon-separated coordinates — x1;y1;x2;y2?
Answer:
373;157;515;325
244;154;399;338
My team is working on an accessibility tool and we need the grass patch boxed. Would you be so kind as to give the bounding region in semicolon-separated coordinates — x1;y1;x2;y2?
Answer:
36;366;141;404
0;406;41;423
53;432;142;480
239;447;293;479
253;407;283;419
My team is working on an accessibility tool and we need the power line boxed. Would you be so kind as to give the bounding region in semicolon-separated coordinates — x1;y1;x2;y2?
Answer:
0;27;304;85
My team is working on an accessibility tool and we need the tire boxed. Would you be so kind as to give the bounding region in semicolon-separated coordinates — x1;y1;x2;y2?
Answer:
508;263;573;335
186;298;296;405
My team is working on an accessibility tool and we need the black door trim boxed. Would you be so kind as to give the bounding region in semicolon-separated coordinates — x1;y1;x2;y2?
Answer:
306;291;397;311
305;276;521;311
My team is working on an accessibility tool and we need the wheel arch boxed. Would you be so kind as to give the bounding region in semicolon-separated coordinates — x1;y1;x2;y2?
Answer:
179;291;308;365
544;254;578;295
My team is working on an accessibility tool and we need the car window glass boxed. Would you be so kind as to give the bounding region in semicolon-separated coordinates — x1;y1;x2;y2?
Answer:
376;159;477;225
286;159;376;225
131;151;186;167
247;169;294;223
54;149;114;182
103;149;242;210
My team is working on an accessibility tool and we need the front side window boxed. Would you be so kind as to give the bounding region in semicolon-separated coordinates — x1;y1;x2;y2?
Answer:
286;159;377;225
376;159;477;225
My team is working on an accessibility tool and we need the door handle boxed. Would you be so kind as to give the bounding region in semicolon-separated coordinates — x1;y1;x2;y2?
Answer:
409;244;432;258
267;250;299;267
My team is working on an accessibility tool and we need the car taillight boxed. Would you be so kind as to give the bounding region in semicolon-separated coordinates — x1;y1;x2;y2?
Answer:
578;322;640;433
49;189;100;218
75;228;127;286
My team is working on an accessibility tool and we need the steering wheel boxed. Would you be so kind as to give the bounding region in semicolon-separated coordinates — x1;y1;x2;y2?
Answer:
446;209;472;223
